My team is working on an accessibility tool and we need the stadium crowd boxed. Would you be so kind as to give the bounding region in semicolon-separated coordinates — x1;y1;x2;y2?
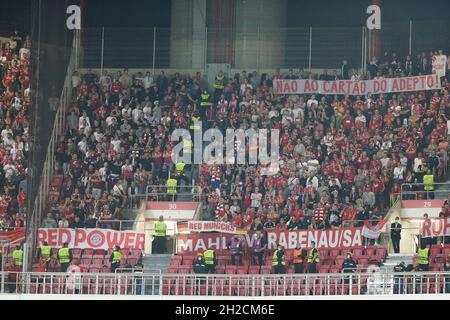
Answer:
0;31;30;231
2;27;449;236
47;49;449;235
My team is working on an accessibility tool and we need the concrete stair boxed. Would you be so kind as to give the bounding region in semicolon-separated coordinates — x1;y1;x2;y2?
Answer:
380;253;414;273
141;254;173;273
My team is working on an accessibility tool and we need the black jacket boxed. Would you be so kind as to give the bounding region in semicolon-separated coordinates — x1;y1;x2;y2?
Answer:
342;258;357;273
193;258;209;274
391;222;402;239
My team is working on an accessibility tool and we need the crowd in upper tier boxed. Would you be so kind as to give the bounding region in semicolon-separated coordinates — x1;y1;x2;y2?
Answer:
0;30;30;231
2;28;449;233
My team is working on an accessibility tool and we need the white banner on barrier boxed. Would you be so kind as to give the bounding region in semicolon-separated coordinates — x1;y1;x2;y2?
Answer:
37;228;145;250
273;74;441;95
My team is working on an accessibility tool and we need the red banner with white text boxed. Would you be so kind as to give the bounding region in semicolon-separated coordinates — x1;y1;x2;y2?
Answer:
274;75;441;95
176;228;365;253
37;228;145;250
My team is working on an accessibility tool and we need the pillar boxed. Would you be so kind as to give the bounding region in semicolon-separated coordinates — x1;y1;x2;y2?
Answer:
233;0;287;70
170;0;206;69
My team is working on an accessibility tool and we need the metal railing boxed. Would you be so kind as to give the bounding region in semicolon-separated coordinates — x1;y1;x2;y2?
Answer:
0;271;449;296
79;20;450;71
145;185;203;202
400;182;450;200
95;220;137;231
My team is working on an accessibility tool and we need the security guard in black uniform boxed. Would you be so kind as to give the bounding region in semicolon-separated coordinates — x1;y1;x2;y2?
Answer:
342;252;357;284
193;253;209;288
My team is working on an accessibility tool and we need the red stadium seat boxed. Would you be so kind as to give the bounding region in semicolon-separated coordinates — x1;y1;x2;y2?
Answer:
260;266;272;274
225;266;237;274
178;267;191;274
215;266;225;274
168;267;179;274
318;266;329;273
352;248;364;257
375;247;387;258
83;248;94;256
92;258;103;266
237;266;248;274
365;247;375;257
94;249;107;256
329;249;340;258
169;260;181;267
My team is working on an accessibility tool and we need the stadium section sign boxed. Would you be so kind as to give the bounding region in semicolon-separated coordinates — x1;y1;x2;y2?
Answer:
37;228;145;250
176;228;366;253
274;74;441;95
144;202;200;221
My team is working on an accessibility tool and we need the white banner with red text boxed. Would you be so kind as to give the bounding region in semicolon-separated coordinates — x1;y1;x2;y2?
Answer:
421;218;450;238
432;55;447;78
176;227;367;253
273;75;441;95
37;228;145;250
176;221;248;235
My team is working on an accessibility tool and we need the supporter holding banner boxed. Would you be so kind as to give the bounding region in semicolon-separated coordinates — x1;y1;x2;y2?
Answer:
421;218;450;238
361;220;388;239
37;228;145;250
432;54;447;78
274;74;441;95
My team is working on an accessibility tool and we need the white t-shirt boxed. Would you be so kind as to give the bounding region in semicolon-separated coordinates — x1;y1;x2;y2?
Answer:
413;158;423;172
251;192;262;208
307;98;318;108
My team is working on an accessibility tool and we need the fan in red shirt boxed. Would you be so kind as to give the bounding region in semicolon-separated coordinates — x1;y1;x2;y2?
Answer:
231;212;243;228
342;111;354;132
341;202;356;225
241;209;255;230
314;204;327;222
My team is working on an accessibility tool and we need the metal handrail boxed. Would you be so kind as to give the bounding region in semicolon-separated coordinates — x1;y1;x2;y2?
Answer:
26;30;80;271
95;220;137;231
1;270;449;296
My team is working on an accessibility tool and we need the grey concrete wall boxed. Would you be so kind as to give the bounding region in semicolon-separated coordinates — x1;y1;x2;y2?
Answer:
233;0;287;70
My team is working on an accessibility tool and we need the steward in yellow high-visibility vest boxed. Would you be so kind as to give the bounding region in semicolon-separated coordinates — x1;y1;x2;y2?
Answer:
40;241;52;263
272;246;286;274
12;245;23;268
154;216;167;254
307;241;320;273
110;246;122;272
199;91;212;120
175;163;185;176
58;242;72;272
189;116;201;130
213;72;225;90
203;247;216;273
166;178;177;194
417;244;430;271
200;91;212;107
423;170;435;200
